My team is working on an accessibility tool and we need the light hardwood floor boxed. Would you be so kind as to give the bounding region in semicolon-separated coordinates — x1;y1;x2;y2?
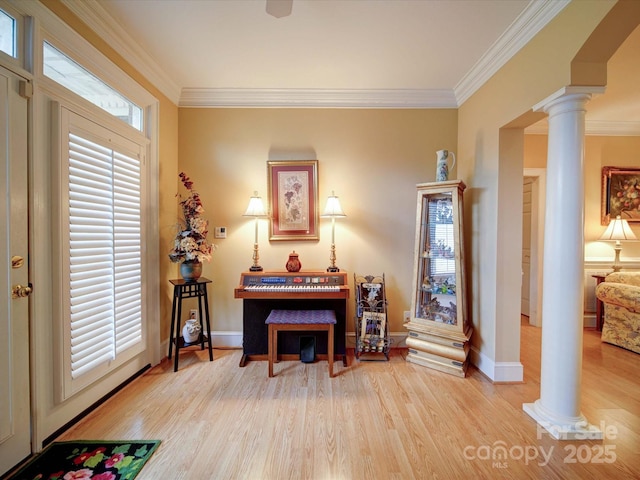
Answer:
53;323;639;479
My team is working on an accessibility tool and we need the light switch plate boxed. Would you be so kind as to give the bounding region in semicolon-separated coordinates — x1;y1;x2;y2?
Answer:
214;226;227;238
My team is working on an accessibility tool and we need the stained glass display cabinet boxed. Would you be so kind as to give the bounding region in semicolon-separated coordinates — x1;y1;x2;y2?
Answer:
405;180;472;377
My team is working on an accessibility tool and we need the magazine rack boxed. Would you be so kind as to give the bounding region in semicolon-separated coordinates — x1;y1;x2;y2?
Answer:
354;273;390;360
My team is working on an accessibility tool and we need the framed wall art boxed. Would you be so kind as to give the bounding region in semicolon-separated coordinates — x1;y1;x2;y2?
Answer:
268;160;319;241
601;166;640;225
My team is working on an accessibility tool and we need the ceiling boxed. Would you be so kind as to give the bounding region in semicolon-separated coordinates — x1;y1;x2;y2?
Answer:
72;0;638;132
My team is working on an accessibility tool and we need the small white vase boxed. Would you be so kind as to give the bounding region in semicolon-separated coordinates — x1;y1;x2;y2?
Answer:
182;318;201;343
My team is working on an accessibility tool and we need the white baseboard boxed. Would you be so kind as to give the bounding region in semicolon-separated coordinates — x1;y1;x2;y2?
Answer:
583;314;597;329
161;331;243;356
163;331;409;355
469;346;524;382
163;331;410;356
207;331;243;348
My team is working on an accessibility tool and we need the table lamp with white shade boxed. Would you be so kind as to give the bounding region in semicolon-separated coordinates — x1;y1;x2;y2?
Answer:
321;191;346;272
243;191;268;272
600;215;637;272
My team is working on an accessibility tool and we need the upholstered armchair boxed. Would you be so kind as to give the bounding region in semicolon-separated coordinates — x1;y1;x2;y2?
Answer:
595;272;640;354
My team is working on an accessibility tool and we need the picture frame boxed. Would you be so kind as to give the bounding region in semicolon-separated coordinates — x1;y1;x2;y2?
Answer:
268;160;319;241
601;166;640;225
360;311;386;347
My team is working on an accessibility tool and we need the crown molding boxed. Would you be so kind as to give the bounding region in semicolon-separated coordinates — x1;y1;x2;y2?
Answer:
181;0;567;109
60;0;566;109
525;119;640;136
455;0;570;106
179;88;457;109
60;0;182;105
584;120;640;136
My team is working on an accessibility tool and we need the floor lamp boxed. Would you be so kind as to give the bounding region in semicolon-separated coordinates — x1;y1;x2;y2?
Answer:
243;191;268;272
600;215;637;272
321;191;346;272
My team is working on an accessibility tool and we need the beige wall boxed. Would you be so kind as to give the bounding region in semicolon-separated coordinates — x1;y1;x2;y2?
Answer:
44;0;639;381
523;135;548;169
457;0;620;371
176;108;457;336
584;136;640;260
526;134;640;262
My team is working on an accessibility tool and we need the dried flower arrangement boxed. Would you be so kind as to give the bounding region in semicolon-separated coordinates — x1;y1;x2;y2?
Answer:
168;172;215;263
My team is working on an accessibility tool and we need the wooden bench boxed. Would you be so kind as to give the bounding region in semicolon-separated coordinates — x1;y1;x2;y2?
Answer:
265;309;336;378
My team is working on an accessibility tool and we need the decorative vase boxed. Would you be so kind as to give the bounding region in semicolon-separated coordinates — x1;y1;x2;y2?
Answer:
435;149;456;182
180;260;202;282
182;318;201;343
286;251;301;272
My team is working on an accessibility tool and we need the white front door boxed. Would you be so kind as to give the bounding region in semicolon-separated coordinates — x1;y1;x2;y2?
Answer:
0;65;31;474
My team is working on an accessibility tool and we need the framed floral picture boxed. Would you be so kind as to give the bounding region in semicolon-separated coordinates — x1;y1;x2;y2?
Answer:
268;160;319;241
601;166;640;225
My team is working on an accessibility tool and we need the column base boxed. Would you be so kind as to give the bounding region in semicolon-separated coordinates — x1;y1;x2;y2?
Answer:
523;400;602;440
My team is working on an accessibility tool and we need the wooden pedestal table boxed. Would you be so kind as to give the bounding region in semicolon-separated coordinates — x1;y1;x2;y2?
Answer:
168;277;213;372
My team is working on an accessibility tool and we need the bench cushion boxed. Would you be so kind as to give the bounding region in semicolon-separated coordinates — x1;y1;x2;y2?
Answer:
266;309;336;325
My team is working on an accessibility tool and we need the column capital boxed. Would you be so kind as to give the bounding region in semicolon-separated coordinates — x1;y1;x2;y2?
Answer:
533;86;606;113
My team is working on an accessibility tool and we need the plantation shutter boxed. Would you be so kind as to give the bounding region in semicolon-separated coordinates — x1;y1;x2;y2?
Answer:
68;131;141;379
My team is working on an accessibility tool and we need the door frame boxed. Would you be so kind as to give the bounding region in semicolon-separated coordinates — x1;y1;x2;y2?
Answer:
523;168;546;327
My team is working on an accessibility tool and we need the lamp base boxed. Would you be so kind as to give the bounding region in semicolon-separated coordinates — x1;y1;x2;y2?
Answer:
612;245;622;272
249;265;263;272
327;266;340;272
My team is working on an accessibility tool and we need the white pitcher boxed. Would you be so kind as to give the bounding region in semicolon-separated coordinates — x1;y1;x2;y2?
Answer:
435;149;456;182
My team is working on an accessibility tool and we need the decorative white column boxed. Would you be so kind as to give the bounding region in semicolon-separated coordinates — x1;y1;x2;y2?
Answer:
523;86;605;440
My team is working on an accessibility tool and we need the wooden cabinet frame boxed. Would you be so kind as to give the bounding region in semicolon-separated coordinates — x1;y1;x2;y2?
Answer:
405;180;472;376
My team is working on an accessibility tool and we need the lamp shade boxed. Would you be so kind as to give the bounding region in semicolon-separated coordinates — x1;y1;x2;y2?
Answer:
321;191;346;218
600;215;637;242
243;191;267;217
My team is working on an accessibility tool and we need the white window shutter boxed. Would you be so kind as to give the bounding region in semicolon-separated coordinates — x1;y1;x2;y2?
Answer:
113;150;142;354
64;121;143;390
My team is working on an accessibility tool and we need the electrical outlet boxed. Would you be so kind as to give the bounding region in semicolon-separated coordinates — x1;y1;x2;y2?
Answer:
403;310;411;323
189;309;198;321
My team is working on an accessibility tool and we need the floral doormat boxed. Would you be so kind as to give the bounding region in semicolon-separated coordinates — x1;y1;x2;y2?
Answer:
7;440;161;480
